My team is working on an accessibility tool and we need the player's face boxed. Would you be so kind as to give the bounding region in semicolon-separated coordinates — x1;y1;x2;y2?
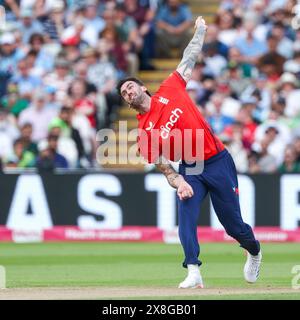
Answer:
120;81;147;110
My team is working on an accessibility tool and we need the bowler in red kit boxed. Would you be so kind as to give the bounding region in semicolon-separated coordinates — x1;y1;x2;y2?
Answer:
117;17;262;289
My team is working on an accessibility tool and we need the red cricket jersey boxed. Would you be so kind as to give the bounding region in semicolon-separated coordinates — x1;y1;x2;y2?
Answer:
137;71;224;163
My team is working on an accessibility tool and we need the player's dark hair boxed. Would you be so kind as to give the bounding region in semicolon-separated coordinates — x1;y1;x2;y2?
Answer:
117;77;151;98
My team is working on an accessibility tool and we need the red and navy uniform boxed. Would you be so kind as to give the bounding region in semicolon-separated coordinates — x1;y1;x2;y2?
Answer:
137;71;224;163
137;71;260;268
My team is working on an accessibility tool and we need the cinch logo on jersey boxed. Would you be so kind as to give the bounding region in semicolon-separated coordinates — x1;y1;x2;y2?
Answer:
160;108;183;139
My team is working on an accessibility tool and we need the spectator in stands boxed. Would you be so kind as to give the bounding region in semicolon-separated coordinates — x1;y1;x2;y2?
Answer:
82;0;106;41
234;16;268;66
270;22;294;59
115;3;142;75
252;135;277;173
10;59;42;100
155;0;193;58
12;29;28;57
186;80;203;111
43;58;73;103
278;72;300;119
101;4;117;29
59;34;82;65
210;81;241;119
207;93;234;134
198;75;216;106
0;33;25;88
39;0;67;42
1;0;20;20
36;134;68;171
221;121;249;173
257;34;285;81
248;150;260;173
248;0;269;40
82;47;119;128
271;96;286;117
202;42;227;77
235;97;258;149
68;78;97;129
18;90;57;142
283;51;300;78
28;33;55;76
204;24;229;58
0;82;29;118
5;138;35;169
49;106;87;167
74;60;98;95
60;16;92;49
62;98;96;163
215;8;240;47
187;58;214;106
44;86;61;112
16;7;44;44
227;46;255;78
0;108;19;161
254;121;291;166
99;26;128;76
19;123;38;156
278;144;300;173
45;126;78;168
294;136;300;163
124;0;156;70
222;60;251;98
36;141;56;172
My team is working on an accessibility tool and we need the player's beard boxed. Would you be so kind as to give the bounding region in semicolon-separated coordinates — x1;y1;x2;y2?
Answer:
129;92;146;111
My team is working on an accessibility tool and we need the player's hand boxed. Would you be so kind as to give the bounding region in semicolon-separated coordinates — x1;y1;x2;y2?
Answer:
195;16;207;31
177;180;194;201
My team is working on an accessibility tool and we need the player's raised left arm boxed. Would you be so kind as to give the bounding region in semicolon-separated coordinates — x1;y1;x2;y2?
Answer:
176;16;207;83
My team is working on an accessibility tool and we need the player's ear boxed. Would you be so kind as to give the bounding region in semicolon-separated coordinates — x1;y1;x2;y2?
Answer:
141;86;148;93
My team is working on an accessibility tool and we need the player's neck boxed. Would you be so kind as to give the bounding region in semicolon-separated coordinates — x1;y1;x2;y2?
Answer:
136;94;151;115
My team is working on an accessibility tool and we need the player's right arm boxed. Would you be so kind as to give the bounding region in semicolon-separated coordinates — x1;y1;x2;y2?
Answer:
176;16;207;83
155;158;194;201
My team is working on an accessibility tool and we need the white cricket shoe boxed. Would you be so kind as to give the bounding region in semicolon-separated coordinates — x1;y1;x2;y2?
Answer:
244;251;262;283
178;264;204;289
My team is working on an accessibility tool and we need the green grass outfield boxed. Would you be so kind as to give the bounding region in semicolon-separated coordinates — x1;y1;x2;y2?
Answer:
0;242;299;299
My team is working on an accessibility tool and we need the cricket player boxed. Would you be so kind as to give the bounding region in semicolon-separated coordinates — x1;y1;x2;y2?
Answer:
117;17;262;289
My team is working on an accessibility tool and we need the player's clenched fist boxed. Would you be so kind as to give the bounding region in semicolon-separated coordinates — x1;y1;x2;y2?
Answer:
177;180;194;201
195;16;207;31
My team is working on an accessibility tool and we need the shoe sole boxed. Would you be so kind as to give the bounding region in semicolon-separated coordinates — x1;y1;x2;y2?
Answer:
178;284;204;289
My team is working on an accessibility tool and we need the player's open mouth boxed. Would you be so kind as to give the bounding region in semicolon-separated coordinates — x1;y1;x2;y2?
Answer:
129;94;137;103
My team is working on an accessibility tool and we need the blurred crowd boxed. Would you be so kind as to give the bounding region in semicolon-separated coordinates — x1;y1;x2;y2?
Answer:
0;0;162;171
0;0;299;174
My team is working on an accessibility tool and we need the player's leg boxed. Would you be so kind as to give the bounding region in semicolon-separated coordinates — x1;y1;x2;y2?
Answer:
177;170;208;288
203;150;262;282
177;175;208;267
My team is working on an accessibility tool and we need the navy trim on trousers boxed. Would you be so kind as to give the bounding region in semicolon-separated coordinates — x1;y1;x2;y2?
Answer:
178;149;260;268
